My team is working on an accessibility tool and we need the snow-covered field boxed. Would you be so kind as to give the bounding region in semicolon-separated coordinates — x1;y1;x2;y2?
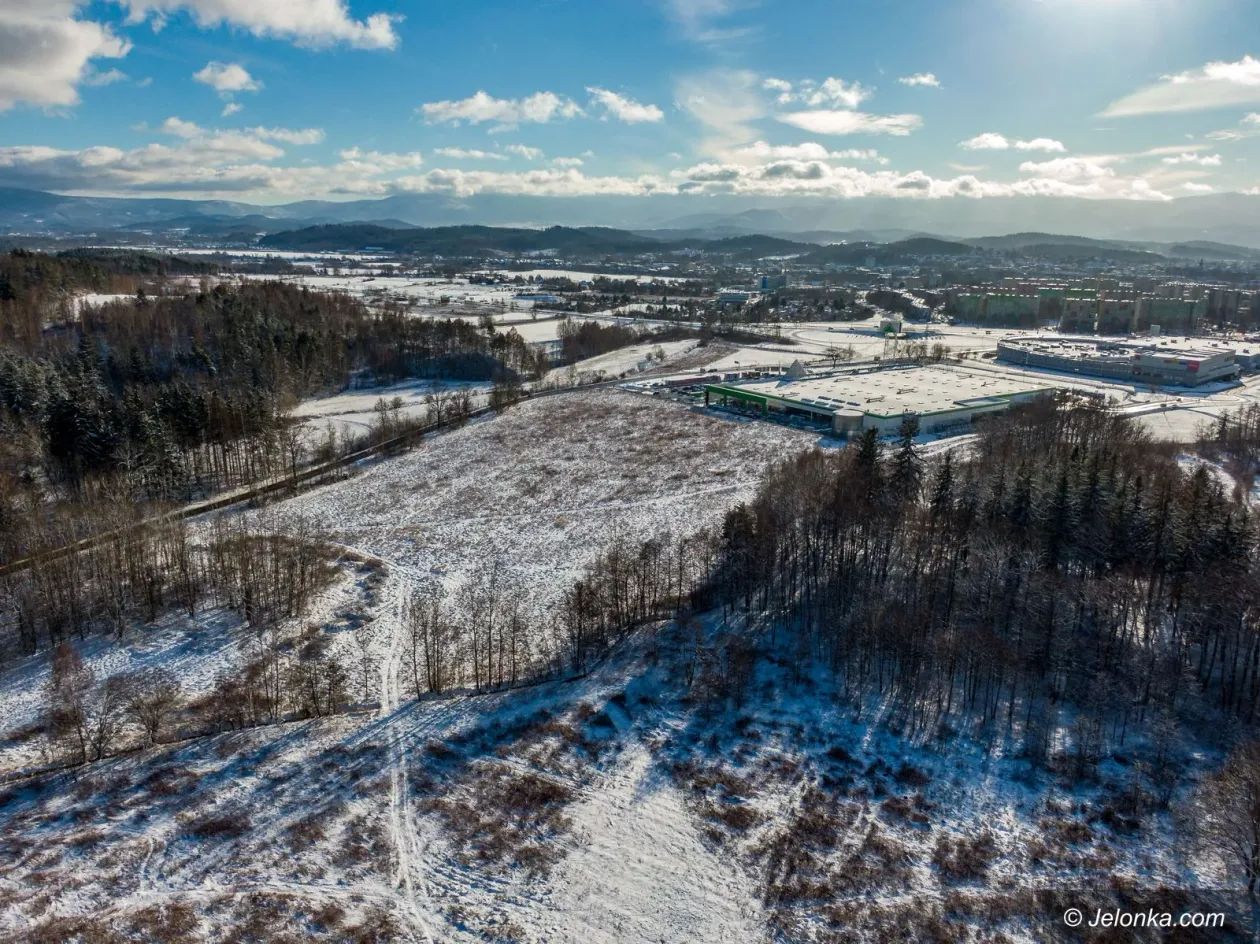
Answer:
0;388;1242;942
0;389;826;941
478;268;694;284
0;606;1232;942
291;378;491;443
541;339;702;385
255;389;817;615
236;273;550;317
73;292;135;313
0;562;376;778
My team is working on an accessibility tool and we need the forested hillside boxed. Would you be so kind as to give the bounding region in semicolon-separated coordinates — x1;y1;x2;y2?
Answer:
0;252;557;591
704;401;1258;735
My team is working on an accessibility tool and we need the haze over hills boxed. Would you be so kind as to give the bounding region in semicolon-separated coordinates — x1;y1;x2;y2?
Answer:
6;187;1260;250
253;221;1260;264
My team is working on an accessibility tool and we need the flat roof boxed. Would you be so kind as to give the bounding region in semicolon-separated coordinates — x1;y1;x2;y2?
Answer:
709;364;1058;418
1002;336;1234;362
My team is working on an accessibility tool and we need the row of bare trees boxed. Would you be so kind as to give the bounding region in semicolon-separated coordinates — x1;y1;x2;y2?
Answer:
45;644;181;765
2;508;332;658
43;621;357;767
395;528;721;700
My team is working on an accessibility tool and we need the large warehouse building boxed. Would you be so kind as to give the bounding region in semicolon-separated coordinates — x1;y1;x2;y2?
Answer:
996;336;1241;386
704;364;1058;435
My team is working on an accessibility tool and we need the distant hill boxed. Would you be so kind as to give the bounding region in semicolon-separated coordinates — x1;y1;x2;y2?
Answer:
883;236;978;257
804;236;980;265
1164;240;1260;262
966;232;1126;252
3;186;1260;251
697;234;816;257
1017;243;1165;263
258;223;666;256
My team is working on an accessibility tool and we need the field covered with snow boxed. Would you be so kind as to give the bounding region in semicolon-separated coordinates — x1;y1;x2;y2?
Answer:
0;388;831;942
290;378;491;443
0;388;1246;942
0;605;1235;942
255;389;818;618
236;273;554;319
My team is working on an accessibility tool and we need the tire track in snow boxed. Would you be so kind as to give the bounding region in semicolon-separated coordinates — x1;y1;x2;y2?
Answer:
378;562;437;942
538;740;768;944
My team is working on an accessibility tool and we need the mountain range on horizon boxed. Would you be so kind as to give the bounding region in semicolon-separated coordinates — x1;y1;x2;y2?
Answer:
4;186;1260;251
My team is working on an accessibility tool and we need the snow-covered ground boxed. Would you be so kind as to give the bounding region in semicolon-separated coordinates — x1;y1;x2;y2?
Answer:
0;562;375;778
0;604;1232;942
546;741;767;943
73;292;135;313
541;339;702;385
477;268;695;284
290;378;491;443
252;390;818;618
235;273;549;317
0;375;1247;941
702;346;817;371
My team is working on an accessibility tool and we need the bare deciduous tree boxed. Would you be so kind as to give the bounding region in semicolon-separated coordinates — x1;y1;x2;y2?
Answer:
123;668;182;746
1194;741;1260;900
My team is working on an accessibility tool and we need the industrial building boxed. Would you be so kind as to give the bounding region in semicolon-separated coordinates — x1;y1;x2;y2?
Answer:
717;288;759;306
704;364;1058;435
996;336;1241;386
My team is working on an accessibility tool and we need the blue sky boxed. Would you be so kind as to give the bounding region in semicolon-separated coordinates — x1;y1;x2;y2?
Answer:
1;0;1259;206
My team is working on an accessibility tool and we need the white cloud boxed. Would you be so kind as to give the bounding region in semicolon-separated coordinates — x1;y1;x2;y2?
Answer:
1207;112;1260;142
420;91;582;127
157;116;320;153
802;78;871;109
675;69;764;154
193;61;260;94
957;132;1008;151
586;87;664;123
1138;144;1211;158
778;110;921;136
504;144;544;160
733;140;886;163
221;102;242;117
1015;158;1161;200
0;2;130;112
1162;152;1222;166
1018;157;1114;181
250;126;324;145
1102;55;1260;117
552;156;585;167
0;132;1182;204
663;0;751;45
433;148;505;161
1015;137;1067;153
774;77;872;109
118;0;400;50
0;134;425;198
960;133;1066;152
669;159;1168;201
960;132;1010;150
1182;181;1214;193
160;116;204;139
396;167;666;199
83;67;129;87
898;73;940;88
337;148;423;172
